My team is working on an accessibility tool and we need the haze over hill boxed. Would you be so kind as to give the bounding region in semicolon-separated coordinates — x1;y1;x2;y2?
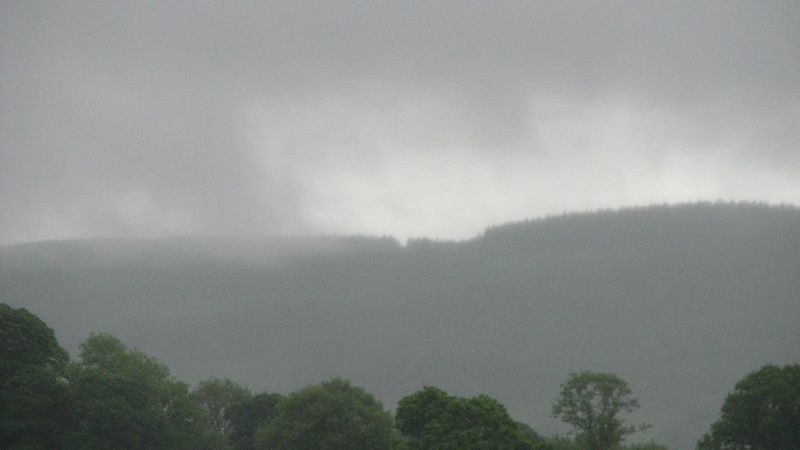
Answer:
3;2;800;245
2;202;799;448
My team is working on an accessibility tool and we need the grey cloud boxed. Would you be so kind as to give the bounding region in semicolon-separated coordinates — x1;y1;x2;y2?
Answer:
1;1;798;243
17;2;798;100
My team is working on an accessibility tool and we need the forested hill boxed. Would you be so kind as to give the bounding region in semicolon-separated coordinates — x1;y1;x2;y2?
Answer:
2;202;799;449
477;201;798;253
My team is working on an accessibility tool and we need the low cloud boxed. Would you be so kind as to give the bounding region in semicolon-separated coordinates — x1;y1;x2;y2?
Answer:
1;1;798;244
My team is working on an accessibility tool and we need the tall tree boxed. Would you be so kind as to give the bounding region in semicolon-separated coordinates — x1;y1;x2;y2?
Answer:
226;392;284;450
0;304;68;375
192;377;252;438
396;386;542;449
254;378;395;449
552;370;647;450
65;333;220;449
0;304;70;448
697;364;800;450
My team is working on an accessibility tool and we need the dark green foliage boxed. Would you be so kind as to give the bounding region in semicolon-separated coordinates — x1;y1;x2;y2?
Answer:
395;386;450;442
226;392;284;449
697;364;800;449
254;378;395;449
0;304;69;448
191;377;252;438
0;303;69;374
516;421;549;445
552;371;647;450
625;442;669;450
64;333;221;449
0;363;69;449
396;386;543;449
545;435;667;450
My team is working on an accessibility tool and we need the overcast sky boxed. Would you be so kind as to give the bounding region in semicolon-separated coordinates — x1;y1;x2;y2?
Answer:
2;1;798;245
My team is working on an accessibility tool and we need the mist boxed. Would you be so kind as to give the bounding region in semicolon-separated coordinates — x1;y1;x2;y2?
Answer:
2;2;799;244
3;203;799;449
2;3;799;448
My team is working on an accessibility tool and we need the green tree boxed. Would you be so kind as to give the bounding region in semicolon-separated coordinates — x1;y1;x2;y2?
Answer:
396;386;542;449
395;385;450;444
516;421;548;445
545;435;667;450
0;304;70;449
64;333;220;449
226;392;284;449
625;443;668;450
0;304;69;375
697;364;800;450
192;377;252;438
254;378;395;449
552;371;647;450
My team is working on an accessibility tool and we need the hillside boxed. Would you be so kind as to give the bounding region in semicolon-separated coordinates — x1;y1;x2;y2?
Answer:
2;202;798;448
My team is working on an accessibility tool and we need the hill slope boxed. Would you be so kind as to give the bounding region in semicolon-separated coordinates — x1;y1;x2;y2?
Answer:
2;202;798;448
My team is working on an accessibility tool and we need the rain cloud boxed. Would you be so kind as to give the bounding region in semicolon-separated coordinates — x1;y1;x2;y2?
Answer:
2;1;798;244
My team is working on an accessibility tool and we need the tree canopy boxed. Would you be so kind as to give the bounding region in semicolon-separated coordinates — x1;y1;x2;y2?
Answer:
0;303;68;377
0;304;70;448
698;364;800;450
396;386;543;449
552;370;647;450
65;332;217;449
191;377;252;438
254;377;395;449
226;392;284;450
0;302;718;450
